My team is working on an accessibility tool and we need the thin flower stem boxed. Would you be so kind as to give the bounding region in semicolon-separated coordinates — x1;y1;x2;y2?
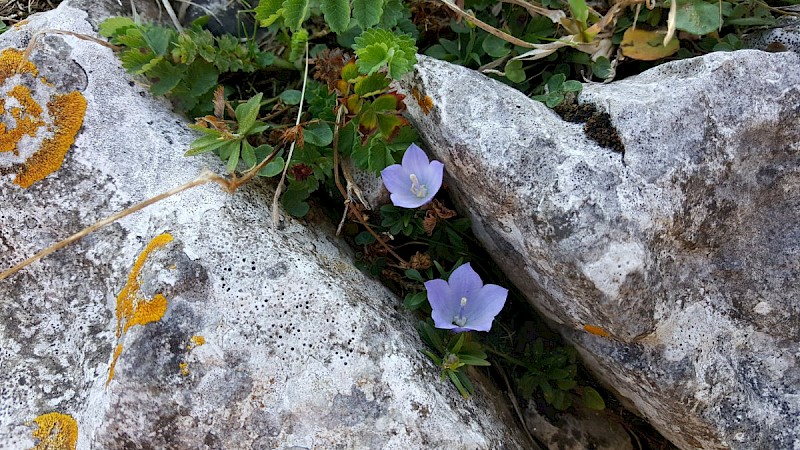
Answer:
438;0;537;49
272;40;310;229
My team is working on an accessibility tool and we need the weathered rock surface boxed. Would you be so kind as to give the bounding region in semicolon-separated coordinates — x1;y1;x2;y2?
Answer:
399;53;800;449
0;4;530;449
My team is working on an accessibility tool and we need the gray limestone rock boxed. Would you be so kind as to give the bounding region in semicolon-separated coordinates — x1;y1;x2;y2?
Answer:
398;53;800;449
0;3;530;449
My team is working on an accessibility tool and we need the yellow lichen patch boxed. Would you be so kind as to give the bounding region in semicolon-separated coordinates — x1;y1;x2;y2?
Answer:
106;234;173;386
583;324;610;337
115;233;173;338
13;91;87;188
30;412;78;450
179;362;190;377
0;48;38;83
0;84;45;154
105;343;124;387
190;335;206;348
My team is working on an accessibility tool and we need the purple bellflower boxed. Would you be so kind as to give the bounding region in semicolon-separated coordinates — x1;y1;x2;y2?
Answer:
424;263;508;332
381;143;444;208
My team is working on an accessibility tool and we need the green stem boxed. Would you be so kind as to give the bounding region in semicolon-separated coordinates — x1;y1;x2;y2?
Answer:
485;348;529;368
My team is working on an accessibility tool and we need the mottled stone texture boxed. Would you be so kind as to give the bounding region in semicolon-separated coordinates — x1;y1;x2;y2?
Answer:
0;4;530;449
398;53;800;449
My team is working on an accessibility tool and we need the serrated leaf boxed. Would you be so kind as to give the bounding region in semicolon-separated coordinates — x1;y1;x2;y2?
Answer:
320;0;350;33
676;0;721;35
353;0;384;29
99;17;136;38
620;27;680;61
116;28;147;49
371;93;399;111
380;0;407;27
376;114;407;140
142;26;173;56
354;72;391;96
303;122;333;147
186;60;218;96
255;0;285;26
235;93;263;134
353;28;417;79
282;0;311;31
149;60;184;96
367;139;393;173
341;60;360;82
120;49;156;74
289;28;309;63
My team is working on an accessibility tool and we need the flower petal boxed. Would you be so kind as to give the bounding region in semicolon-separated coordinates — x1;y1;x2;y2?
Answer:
448;263;483;299
463;284;508;331
401;143;431;174
391;192;429;208
381;164;410;195
421;160;444;197
425;278;460;330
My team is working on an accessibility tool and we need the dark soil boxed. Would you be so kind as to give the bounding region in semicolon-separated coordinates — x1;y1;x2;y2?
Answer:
0;0;62;21
554;102;626;154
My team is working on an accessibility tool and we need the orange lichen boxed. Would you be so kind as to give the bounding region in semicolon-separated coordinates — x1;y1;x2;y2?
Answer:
105;344;124;387
0;48;87;187
0;85;45;154
583;324;610;337
0;48;38;82
190;335;206;348
30;412;78;450
107;234;173;386
411;86;434;115
115;233;173;338
13;91;87;188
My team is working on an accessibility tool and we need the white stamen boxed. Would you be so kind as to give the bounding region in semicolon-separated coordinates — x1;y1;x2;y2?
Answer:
409;174;428;198
453;297;469;327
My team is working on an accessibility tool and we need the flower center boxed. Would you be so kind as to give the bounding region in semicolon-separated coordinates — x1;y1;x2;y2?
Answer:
453;296;468;327
409;173;428;198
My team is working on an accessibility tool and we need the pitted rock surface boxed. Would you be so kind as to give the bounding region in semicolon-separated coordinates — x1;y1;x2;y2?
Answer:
398;53;800;450
0;3;530;449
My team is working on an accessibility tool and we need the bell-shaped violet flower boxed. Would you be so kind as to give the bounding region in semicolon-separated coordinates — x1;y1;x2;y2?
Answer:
381;143;444;208
424;263;508;332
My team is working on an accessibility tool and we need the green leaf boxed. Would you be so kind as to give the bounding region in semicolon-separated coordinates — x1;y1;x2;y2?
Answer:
504;60;526;83
582;386;606;410
482;34;510;58
404;269;424;282
255;0;285;26
366;139;394;173
99;17;136;38
120;49;156;74
353;28;417;79
675;0;722;35
260;156;285;177
289;28;309;63
185;60;218;96
226;143;241;173
242;140;257;168
568;0;589;25
403;292;428;310
303;122;333;147
353;0;384;28
235;93;263;134
142;26;173;56
281;187;311;216
320;0;350;33
380;0;407;28
376;114;406;140
354;72;391;97
149;60;184;96
562;80;582;92
282;0;311;31
280;89;303;105
355;231;376;245
185;134;229;156
371;93;399;111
